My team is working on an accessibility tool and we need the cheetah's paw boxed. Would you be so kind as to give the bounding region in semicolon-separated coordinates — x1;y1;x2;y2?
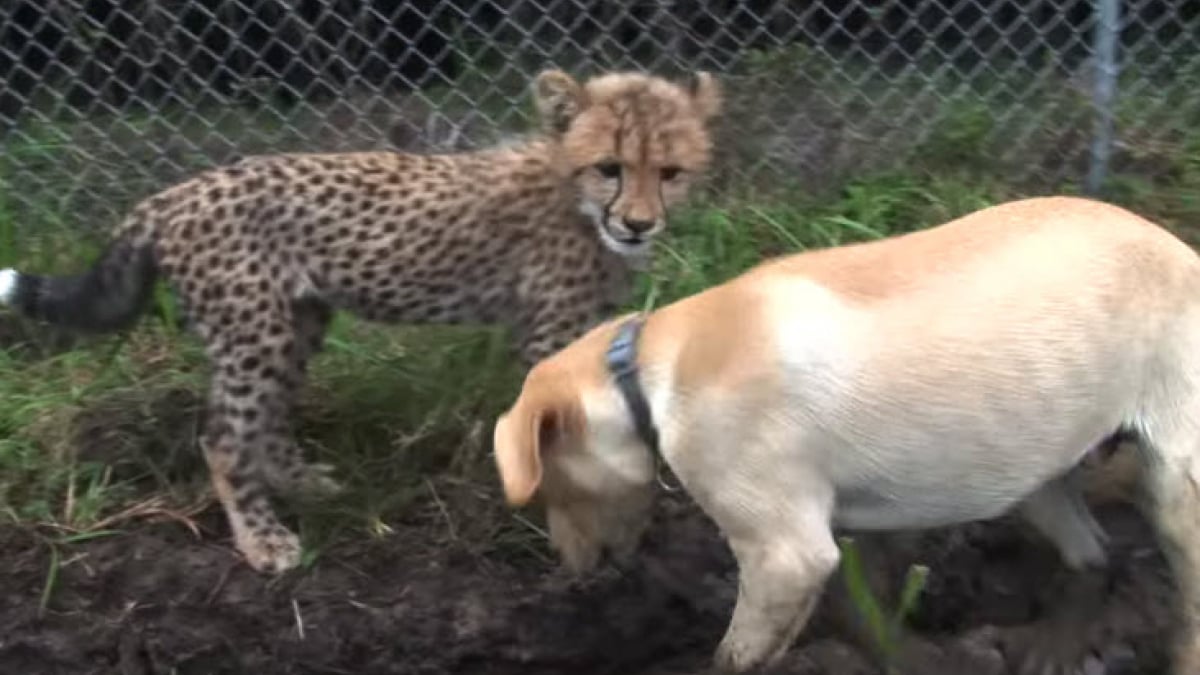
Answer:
237;526;302;574
295;462;344;498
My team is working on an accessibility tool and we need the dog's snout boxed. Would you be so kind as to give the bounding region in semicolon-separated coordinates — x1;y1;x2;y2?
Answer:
598;546;615;568
623;217;655;234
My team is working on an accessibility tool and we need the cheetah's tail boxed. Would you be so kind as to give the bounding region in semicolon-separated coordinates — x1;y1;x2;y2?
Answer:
0;235;157;333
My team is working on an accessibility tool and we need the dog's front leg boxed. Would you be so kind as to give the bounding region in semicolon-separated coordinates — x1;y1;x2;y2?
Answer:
712;516;840;673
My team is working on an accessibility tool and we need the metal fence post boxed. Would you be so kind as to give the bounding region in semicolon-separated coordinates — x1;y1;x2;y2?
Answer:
1086;0;1121;196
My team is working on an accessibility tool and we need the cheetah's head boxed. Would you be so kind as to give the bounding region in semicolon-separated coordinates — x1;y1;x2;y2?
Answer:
533;69;722;259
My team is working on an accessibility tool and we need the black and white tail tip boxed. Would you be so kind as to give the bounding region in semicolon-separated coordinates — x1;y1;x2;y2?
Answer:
0;268;18;305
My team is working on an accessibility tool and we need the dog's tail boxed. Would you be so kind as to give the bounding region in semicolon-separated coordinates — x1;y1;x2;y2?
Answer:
0;217;158;333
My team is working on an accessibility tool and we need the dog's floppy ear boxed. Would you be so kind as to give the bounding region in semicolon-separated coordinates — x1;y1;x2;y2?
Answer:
493;371;586;506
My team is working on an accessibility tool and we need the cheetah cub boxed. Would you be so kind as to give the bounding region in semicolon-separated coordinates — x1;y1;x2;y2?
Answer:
0;69;721;573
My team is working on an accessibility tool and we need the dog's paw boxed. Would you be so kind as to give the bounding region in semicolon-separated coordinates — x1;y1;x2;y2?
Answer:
713;632;790;674
998;621;1100;675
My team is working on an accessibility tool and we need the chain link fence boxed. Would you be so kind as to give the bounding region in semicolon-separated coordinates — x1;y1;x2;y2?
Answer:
0;0;1197;229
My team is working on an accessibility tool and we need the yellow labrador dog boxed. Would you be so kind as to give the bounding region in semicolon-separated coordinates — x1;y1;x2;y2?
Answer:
492;196;1200;673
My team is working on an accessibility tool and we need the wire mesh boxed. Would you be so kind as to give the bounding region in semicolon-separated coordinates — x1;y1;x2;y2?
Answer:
0;0;1196;229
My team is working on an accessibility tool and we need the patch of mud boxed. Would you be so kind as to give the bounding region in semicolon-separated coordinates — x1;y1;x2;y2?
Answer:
0;485;1177;675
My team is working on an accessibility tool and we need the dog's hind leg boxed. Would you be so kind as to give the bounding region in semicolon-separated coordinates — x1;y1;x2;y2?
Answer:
1137;417;1200;675
1003;474;1113;674
709;499;840;673
1018;471;1109;569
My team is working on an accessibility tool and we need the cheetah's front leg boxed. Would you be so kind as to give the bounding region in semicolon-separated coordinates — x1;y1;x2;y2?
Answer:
256;298;343;500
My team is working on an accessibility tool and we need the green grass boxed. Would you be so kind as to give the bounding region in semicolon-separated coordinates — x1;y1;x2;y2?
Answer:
2;36;1200;579
0;50;1194;675
838;536;930;671
0;153;1197;652
0;170;998;545
1;159;1199;549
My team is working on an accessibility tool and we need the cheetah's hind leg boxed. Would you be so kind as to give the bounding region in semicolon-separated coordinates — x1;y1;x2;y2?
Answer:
195;293;328;573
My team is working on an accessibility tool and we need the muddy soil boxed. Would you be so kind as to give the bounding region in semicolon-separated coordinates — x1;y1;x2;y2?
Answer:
0;477;1179;675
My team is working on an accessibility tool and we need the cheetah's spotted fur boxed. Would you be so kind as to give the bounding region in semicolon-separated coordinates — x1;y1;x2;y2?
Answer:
1;69;721;573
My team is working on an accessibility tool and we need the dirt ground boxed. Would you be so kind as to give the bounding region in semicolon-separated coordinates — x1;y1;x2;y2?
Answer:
0;310;1180;675
0;473;1180;675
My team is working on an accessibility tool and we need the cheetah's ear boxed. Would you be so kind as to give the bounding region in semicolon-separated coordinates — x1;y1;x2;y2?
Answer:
533;69;589;135
685;71;722;121
493;371;586;506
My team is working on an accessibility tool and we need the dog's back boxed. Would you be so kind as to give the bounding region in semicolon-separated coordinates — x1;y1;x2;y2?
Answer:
657;196;1200;526
496;195;1200;674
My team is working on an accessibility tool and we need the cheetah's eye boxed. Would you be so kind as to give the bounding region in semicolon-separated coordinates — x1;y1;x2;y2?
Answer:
660;166;682;181
595;162;622;179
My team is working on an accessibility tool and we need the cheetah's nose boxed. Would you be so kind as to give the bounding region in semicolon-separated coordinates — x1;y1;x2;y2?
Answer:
623;217;655;235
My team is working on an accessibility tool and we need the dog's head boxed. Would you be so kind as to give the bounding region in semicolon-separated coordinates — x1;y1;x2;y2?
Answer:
493;346;657;573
